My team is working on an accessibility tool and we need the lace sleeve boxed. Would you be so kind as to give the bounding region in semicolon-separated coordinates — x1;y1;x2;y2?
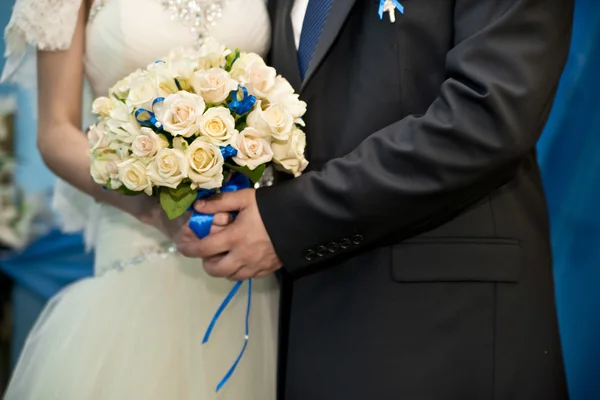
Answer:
1;0;84;87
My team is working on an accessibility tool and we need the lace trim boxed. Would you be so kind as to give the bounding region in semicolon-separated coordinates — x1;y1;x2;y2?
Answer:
2;0;84;85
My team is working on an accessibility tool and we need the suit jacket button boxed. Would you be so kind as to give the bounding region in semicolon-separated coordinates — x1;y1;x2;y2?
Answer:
340;238;351;249
327;242;339;253
316;245;327;257
303;249;316;261
352;234;364;245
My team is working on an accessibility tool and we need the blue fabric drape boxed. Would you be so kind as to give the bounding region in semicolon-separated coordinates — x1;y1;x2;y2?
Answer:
0;230;93;300
537;0;600;398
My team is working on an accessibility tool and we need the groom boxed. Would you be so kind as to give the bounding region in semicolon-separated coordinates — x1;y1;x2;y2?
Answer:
176;0;574;398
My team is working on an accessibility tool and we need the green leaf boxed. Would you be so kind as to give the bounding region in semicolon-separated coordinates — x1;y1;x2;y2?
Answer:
224;48;241;72
159;185;197;220
224;162;266;184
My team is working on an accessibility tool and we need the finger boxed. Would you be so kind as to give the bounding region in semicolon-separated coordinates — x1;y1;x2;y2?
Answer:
253;270;272;279
209;224;227;235
203;253;242;278
212;212;233;226
194;189;252;215
229;267;254;281
193;229;236;259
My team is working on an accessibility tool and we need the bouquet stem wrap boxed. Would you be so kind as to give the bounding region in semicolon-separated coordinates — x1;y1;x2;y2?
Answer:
189;171;253;392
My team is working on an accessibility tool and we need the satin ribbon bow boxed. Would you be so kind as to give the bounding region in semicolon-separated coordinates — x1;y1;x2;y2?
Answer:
134;97;165;130
188;165;254;392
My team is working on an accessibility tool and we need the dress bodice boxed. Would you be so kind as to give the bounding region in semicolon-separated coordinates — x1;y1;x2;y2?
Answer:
85;0;271;98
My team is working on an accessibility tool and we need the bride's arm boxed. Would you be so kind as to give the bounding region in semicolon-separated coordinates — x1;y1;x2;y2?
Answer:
37;4;150;220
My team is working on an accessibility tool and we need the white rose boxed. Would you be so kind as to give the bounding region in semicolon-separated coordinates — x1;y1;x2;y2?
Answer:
156;91;205;138
272;128;309;177
106;101;142;144
266;76;307;119
147;148;189;189
247;101;294;141
131;127;168;158
240;60;277;98
92;97;117;117
186;138;224;190
199;107;237;146
154;69;180;98
127;72;159;110
90;151;120;186
88;121;110;150
150;58;196;91
191;68;238;104
232;127;274;170
109;69;143;99
117;158;153;195
196;39;231;69
229;53;267;82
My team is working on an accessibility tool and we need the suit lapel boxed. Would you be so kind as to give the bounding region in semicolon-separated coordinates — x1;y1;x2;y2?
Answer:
300;0;357;92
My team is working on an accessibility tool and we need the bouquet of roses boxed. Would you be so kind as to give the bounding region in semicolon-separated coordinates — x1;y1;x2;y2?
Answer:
89;39;308;220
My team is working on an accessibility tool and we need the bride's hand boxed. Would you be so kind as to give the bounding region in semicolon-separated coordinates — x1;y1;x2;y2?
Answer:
130;195;231;241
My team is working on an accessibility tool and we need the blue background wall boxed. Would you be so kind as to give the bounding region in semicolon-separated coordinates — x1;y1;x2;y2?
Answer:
537;0;600;398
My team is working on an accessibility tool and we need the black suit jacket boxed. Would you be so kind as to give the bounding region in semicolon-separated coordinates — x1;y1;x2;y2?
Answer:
258;0;573;399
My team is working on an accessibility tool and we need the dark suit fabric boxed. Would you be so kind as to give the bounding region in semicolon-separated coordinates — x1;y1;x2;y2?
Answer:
258;1;573;399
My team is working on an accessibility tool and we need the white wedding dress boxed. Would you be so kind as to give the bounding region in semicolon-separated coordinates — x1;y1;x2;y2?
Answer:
2;1;278;399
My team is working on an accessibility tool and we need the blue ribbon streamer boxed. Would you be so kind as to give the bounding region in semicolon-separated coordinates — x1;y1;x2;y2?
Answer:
135;97;165;129
188;171;254;392
228;85;256;116
378;0;404;19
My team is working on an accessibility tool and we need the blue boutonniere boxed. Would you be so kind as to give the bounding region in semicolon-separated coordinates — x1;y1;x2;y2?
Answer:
379;0;404;23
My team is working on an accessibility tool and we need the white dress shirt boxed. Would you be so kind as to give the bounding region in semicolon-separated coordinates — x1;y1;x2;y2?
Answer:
291;0;309;49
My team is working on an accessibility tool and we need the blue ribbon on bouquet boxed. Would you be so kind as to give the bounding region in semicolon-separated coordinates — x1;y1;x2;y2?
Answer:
228;85;256;116
378;0;404;19
188;150;254;392
135;97;165;129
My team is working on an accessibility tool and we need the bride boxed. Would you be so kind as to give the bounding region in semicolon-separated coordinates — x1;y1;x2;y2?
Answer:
1;0;278;399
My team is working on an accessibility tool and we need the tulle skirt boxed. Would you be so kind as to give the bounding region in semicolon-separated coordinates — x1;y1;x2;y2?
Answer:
3;251;279;399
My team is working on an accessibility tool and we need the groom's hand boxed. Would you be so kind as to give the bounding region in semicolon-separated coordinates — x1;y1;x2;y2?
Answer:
175;189;283;280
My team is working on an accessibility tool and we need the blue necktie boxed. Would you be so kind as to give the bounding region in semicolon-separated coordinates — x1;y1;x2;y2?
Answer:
297;0;334;79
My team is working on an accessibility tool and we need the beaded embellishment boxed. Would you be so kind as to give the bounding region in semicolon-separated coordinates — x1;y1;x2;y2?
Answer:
89;0;228;42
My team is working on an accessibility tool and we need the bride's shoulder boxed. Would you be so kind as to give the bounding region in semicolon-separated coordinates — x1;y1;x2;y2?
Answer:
5;0;86;52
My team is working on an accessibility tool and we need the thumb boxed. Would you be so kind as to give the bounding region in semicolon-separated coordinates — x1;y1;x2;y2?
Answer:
194;189;252;214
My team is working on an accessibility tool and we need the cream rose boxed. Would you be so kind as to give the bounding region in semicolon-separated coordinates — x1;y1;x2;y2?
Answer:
156;91;205;138
147;148;189;189
266;76;307;119
126;72;159;110
131;128;168;158
92;97;117;117
247;101;294;141
191;68;238;104
272;128;309;177
199;107;237;146
90;151;120;186
232;127;274;170
229;53;266;82
88;121;110;150
186;138;224;189
242;61;277;98
117;158;153;195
